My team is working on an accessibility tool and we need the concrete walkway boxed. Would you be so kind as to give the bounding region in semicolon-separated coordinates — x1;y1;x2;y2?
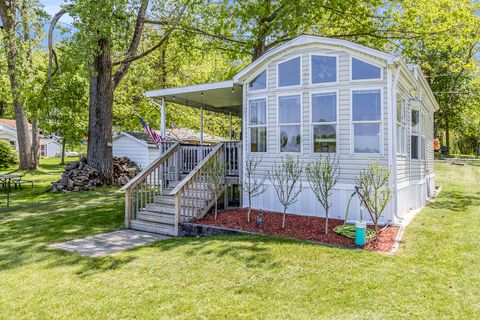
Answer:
47;230;170;257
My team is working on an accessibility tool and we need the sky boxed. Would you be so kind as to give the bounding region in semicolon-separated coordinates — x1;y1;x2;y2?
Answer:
40;0;73;25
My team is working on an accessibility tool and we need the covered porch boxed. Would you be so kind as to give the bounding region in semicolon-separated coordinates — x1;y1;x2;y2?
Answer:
144;80;243;145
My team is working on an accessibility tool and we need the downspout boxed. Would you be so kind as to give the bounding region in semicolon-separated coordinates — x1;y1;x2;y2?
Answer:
390;60;402;223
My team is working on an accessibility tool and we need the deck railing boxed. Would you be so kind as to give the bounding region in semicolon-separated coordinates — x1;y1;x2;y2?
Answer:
121;142;181;227
224;141;241;177
170;142;226;235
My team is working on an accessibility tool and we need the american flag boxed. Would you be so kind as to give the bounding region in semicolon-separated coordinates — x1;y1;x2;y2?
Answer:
137;114;164;147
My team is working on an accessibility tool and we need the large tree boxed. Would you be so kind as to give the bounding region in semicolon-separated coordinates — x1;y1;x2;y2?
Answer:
0;0;45;170
49;0;187;181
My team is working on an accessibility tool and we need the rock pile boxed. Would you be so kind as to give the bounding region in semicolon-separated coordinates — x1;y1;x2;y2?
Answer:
51;157;140;193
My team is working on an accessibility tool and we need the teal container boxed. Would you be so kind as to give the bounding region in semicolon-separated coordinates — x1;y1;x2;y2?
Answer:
355;221;367;246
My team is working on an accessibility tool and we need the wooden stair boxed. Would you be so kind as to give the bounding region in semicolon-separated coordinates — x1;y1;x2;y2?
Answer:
129;180;219;236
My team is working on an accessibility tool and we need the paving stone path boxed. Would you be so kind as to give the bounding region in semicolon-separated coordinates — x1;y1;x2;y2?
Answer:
47;230;170;257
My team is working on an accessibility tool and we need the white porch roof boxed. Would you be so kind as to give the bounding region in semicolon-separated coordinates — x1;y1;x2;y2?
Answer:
144;80;242;116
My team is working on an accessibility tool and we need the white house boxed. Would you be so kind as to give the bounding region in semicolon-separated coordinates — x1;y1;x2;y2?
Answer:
40;138;62;158
0;118;29;148
122;35;438;236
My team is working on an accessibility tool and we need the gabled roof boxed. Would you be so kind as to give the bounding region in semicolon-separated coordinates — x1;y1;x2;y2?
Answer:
0;118;32;130
233;35;396;83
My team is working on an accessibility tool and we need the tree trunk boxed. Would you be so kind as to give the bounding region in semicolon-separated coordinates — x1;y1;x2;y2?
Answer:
325;209;329;234
31;117;40;169
282;208;286;229
61;139;66;165
86;37;114;182
445;116;450;148
0;11;35;170
247;195;251;223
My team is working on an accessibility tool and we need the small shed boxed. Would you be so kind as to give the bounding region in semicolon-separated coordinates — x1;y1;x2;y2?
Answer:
113;131;160;169
40;138;62;157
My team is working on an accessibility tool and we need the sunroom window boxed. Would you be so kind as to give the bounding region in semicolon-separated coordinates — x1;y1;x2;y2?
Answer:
311;55;337;84
249;70;267;91
249;98;267;152
351;57;381;80
312;92;337;153
279;95;301;152
352;89;381;154
278;57;301;87
411;109;420;159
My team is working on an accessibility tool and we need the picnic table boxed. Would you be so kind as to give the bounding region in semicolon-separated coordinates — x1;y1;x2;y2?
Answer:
0;174;21;207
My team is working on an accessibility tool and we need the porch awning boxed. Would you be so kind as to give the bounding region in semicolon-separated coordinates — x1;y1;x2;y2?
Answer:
145;80;243;116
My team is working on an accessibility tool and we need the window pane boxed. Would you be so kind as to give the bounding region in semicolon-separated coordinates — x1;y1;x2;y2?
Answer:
396;93;402;123
411;135;419;159
278;57;301;87
411;110;420;134
279;95;301;124
250;127;267;152
312;55;336;83
249;70;267;91
352;57;381;80
312;93;336;122
249;99;266;125
313;124;336;153
352;90;381;121
354;123;380;153
280;125;301;152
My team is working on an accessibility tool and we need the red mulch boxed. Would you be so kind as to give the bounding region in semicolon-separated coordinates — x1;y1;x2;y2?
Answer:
194;209;399;252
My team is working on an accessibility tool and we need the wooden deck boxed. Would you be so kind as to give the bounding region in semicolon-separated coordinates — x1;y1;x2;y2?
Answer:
121;141;242;236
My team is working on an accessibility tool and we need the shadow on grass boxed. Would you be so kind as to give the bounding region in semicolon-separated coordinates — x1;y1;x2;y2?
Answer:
429;190;480;212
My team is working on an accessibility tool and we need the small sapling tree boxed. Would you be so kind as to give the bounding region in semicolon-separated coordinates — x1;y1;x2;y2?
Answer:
206;157;226;220
268;155;303;228
306;154;340;234
355;163;393;238
242;157;266;223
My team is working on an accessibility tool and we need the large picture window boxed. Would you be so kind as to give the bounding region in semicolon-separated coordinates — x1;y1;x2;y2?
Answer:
352;89;382;154
278;95;301;152
312;92;337;153
311;55;337;84
411;109;420;159
396;93;407;155
278;56;301;87
249;98;267;152
351;57;382;81
249;70;267;91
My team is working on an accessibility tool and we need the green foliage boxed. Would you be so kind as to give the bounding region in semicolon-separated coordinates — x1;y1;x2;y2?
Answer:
0;140;18;168
355;163;393;236
268;155;303;228
306;154;340;234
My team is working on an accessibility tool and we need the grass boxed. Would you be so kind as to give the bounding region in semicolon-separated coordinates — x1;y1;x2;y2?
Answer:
1;160;480;319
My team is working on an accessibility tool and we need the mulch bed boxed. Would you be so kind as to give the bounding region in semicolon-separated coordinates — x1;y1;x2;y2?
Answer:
194;209;399;252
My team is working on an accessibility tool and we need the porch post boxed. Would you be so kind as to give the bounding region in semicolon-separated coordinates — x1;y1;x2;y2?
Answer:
229;112;232;141
161;97;166;138
200;107;204;146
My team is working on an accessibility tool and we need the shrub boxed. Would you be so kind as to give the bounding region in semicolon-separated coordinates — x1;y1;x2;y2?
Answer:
0;140;18;168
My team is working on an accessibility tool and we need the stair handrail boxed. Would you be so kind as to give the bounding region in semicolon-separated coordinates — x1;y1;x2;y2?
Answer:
169;142;224;196
170;142;225;235
120;142;180;192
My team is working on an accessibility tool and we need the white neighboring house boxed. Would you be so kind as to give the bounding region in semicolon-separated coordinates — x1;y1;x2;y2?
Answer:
40;138;62;158
0;118;30;148
143;35;439;226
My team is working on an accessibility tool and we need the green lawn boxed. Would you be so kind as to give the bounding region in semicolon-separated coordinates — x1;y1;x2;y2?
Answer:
1;160;480;319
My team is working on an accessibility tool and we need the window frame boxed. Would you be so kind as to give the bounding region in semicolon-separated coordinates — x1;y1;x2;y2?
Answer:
276;55;303;89
350;87;383;156
309;53;339;86
277;92;303;153
310;89;339;154
350;56;383;82
396;92;407;156
247;96;268;154
410;107;421;160
247;68;268;93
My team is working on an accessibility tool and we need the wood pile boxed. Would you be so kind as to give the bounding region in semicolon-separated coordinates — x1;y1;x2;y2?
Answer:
51;157;140;193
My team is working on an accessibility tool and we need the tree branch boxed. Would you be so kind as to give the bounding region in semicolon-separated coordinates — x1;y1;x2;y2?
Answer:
48;8;68;87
